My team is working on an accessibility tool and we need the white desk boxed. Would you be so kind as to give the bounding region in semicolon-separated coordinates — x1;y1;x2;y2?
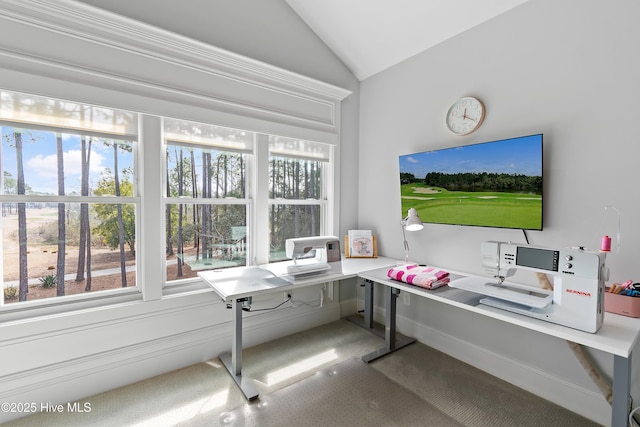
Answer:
358;266;640;427
198;257;397;401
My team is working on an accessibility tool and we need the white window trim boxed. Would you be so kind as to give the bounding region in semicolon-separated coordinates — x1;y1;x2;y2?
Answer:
0;0;348;317
0;0;351;141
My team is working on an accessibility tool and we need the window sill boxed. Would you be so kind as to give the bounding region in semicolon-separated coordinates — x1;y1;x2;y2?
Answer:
0;287;142;324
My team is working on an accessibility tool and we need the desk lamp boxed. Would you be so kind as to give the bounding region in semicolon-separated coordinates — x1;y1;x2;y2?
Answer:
401;208;423;264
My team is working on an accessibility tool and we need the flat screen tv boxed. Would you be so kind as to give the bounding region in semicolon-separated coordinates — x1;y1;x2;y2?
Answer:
398;134;543;230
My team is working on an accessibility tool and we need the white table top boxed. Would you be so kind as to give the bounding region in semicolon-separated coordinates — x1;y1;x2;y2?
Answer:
198;256;397;301
359;266;640;358
198;258;640;357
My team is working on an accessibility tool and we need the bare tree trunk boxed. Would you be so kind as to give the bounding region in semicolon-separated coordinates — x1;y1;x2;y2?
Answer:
165;153;173;256
294;161;300;236
78;138;92;289
77;138;89;282
190;149;199;253
310;162;317;235
270;159;276;249
56;133;66;296
223;154;228;197
113;142;127;287
206;153;213;260
86;224;92;292
78;107;91;288
15;132;28;301
201;152;209;260
177;147;183;277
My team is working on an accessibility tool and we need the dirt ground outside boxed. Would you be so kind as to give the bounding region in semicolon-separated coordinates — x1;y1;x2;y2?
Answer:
2;207;197;304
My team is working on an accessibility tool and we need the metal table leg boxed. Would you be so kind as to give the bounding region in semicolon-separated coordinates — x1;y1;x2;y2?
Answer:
611;353;631;427
361;284;415;363
347;279;378;334
364;278;374;329
219;297;259;401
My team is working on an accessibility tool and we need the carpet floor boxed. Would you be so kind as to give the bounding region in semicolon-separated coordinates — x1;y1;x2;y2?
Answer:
4;319;601;426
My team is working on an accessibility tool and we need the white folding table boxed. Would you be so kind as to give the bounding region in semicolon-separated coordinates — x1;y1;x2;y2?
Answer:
198;257;397;401
358;266;640;427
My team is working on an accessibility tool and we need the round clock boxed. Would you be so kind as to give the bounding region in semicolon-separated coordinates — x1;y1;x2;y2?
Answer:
446;96;485;135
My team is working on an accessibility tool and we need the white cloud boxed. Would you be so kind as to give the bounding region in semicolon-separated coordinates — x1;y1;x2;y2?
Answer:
27;149;106;180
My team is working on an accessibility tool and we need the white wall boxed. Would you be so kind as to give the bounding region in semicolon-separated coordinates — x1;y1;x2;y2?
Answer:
358;0;640;424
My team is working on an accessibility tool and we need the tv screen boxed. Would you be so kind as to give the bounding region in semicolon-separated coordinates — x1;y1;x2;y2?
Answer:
399;134;543;230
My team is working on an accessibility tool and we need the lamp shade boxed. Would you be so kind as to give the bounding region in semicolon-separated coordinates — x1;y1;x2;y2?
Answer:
404;208;423;231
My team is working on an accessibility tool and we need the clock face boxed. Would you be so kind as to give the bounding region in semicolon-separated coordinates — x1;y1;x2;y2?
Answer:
446;97;485;135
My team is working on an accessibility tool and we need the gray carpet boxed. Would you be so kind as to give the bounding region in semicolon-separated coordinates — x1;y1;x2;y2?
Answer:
4;319;601;427
372;342;600;427
219;357;464;427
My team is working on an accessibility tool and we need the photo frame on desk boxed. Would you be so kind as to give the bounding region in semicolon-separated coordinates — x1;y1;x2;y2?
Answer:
344;232;378;258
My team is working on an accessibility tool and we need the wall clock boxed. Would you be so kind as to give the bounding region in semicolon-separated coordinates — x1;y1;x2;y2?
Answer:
446;96;485;135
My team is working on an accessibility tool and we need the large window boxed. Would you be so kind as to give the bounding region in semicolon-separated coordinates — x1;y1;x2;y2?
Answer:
0;90;336;306
0;91;138;306
163;121;334;281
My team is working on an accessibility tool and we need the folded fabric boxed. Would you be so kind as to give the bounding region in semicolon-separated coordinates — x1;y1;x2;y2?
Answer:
387;265;450;290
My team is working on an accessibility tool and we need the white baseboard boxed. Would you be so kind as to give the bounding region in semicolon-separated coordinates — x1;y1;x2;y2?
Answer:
349;299;611;426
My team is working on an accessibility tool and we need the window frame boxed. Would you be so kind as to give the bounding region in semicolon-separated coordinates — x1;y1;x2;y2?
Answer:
161;119;336;289
0;93;339;316
0;109;142;311
267;144;333;262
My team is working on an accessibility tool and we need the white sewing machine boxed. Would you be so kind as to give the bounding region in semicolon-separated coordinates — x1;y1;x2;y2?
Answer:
450;241;608;333
284;236;341;276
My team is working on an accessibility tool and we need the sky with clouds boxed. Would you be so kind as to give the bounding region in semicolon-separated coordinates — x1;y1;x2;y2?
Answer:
2;128;132;195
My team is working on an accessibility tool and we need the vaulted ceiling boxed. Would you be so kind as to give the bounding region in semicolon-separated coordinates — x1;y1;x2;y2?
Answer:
285;0;529;80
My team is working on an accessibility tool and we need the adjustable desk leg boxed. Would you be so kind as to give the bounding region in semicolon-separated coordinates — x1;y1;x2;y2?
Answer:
611;354;631;427
364;279;374;329
362;285;416;363
219;298;259;401
385;287;399;350
346;279;377;333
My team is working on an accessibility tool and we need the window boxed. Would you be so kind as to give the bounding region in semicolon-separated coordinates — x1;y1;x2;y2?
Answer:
0;91;139;305
163;120;335;282
163;118;253;283
268;136;332;262
0;91;336;306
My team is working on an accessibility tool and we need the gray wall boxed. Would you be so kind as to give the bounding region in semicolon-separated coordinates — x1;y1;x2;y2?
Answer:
359;0;640;423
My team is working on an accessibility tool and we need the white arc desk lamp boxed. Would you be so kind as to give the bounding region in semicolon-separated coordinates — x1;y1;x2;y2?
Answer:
401;208;423;264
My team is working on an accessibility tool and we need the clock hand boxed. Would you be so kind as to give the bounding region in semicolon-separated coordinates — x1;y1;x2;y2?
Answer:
462;108;468;120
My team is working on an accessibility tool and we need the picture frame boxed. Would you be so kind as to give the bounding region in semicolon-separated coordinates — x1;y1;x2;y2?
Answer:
344;230;377;258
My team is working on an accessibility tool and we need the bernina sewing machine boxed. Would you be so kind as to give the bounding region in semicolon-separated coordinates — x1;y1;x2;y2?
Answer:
450;241;608;333
284;236;341;276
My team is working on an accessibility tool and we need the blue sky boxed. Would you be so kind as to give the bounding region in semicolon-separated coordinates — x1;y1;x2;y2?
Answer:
399;134;542;179
2;127;133;195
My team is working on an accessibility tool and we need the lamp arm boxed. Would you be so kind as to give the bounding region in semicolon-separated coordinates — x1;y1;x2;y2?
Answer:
401;220;410;263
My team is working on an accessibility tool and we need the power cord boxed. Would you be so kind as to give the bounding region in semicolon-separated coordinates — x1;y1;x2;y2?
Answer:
226;294;291;312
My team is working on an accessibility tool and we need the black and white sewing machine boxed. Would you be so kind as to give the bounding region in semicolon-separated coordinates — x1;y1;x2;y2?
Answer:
450;241;608;333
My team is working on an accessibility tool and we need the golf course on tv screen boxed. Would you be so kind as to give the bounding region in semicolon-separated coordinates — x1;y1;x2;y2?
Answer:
399;134;543;230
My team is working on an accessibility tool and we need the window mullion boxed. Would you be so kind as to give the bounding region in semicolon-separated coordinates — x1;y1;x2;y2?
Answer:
254;134;270;265
140;114;163;301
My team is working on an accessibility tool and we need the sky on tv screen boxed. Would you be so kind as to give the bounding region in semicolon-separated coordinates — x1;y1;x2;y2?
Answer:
399;134;542;178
